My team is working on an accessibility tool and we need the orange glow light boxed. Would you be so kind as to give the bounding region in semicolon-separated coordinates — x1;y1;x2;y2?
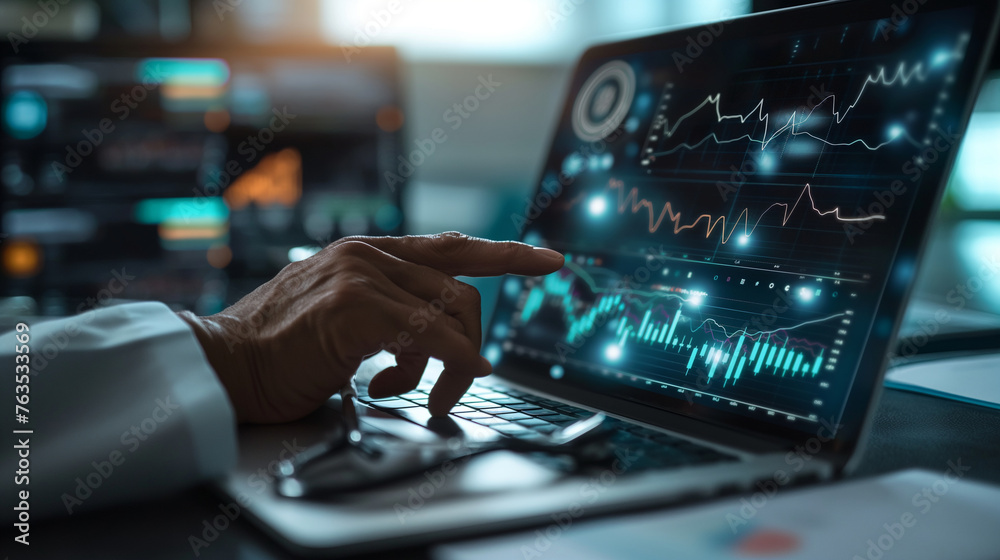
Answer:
157;223;228;241
376;105;404;132
207;245;233;269
204;109;231;133
224;148;303;210
161;83;227;100
2;239;43;278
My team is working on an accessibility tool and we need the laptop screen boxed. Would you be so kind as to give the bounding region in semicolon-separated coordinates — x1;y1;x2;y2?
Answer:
486;0;995;438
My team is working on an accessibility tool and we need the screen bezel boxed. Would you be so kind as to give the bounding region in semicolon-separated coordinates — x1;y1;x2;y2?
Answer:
490;0;1000;463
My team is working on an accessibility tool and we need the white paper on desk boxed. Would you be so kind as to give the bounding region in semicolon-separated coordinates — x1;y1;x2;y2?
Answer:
885;352;1000;410
434;469;1000;560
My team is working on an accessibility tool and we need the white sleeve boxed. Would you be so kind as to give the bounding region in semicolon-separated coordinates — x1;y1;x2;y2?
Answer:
2;302;238;520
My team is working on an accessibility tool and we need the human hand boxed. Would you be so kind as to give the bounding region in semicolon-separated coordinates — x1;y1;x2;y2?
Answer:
178;232;564;424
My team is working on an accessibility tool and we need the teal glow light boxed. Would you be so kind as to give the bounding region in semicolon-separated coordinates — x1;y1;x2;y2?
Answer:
588;196;607;216
950;113;1000;210
4;91;47;139
136;58;230;86
484;343;502;366
134;197;229;225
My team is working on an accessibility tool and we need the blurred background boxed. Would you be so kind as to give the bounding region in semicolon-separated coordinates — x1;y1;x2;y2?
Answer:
1;0;998;334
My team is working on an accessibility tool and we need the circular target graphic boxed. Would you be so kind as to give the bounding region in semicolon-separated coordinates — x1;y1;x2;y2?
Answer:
571;60;636;142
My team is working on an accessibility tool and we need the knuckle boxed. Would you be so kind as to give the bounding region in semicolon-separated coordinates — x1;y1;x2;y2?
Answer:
328;275;374;306
458;283;481;307
429;231;471;255
334;240;378;260
497;240;523;259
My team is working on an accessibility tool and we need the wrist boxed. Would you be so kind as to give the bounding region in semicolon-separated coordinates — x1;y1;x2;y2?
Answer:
176;311;248;422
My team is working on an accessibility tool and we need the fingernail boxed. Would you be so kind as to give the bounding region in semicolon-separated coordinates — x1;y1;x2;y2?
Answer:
429;406;450;418
532;247;565;261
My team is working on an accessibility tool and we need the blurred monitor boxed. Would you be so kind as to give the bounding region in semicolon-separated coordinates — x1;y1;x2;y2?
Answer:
1;42;405;315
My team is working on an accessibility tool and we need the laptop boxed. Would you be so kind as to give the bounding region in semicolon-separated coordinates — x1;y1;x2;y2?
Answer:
218;0;1000;554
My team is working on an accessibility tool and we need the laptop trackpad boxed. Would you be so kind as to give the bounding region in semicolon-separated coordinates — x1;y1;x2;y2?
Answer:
355;413;562;499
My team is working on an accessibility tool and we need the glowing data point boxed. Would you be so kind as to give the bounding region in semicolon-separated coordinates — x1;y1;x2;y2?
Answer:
688;293;704;307
738;235;751;246
484;343;502;366
798;287;814;302
588;196;607;216
605;344;622;361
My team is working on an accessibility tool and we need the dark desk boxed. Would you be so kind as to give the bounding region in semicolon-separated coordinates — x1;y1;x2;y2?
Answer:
29;386;1000;560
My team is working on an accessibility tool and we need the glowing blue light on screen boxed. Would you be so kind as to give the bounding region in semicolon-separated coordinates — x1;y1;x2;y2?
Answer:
588;197;607;217
484;343;502;366
562;153;584;176
888;124;905;139
950;112;1000;210
604;344;622;361
635;93;652;112
549;365;565;379
523;230;542;246
4;91;47;139
759;153;775;172
932;49;951;67
688;293;704;307
798;287;814;302
738;235;750;246
136;58;230;85
492;322;508;339
503;277;522;298
601;153;614;170
625;116;640;133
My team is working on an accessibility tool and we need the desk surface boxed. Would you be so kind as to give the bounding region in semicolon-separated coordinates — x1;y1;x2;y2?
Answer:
30;387;1000;560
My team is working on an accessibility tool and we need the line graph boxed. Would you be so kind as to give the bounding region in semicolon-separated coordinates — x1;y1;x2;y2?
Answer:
642;61;930;163
487;10;984;428
607;178;885;243
510;262;847;393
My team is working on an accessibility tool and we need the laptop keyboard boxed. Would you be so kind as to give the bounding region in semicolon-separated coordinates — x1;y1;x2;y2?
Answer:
358;383;737;472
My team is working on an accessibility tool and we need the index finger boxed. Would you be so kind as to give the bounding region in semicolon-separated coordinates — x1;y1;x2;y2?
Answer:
336;232;565;277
